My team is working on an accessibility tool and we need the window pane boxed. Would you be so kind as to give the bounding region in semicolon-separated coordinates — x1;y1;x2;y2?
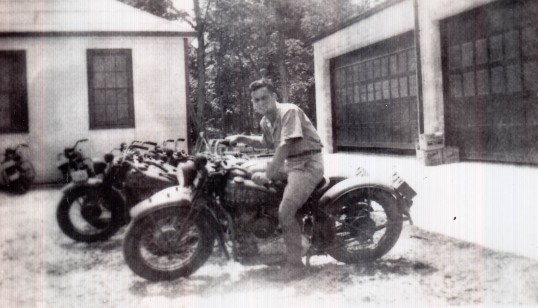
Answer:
360;63;367;81
116;72;128;88
105;89;117;105
118;104;130;121
449;74;462;98
93;55;106;72
461;42;474;68
0;93;11;129
408;50;416;72
117;89;129;105
382;80;390;99
391;78;399;98
475;39;488;65
390;55;398;75
399;76;408;97
94;89;106;105
523;61;538;91
409;75;417;96
367;83;374;101
0;62;11;91
104;55;115;71
381;57;389;76
354;85;360;103
93;72;106;89
489;34;503;62
360;85;367;102
506;64;522;93
353;65;359;83
106;105;117;123
523;26;538;57
463;71;475;97
373;59;381;78
92;105;106;125
374;81;382;100
448;45;461;70
504;30;520;60
398;51;407;73
105;72;116;88
115;54;127;71
476;69;490;95
491;66;505;93
366;62;373;80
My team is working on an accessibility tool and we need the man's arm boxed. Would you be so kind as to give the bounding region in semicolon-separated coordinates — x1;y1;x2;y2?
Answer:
225;135;267;148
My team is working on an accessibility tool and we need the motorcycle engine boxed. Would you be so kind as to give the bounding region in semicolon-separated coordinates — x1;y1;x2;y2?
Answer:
222;173;280;210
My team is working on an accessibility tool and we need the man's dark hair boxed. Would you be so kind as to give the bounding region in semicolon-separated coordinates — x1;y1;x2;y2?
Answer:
249;78;276;93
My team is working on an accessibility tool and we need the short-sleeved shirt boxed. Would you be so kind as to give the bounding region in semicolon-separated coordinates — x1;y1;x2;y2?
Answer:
260;103;322;156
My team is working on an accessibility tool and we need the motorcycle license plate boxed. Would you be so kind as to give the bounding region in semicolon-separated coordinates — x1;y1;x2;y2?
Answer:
71;170;89;183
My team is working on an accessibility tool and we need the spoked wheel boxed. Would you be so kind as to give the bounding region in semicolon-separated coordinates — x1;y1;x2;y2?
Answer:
123;207;215;281
56;186;121;242
325;188;403;263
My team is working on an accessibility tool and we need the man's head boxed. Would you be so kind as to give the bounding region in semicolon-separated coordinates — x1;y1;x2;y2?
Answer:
249;78;277;116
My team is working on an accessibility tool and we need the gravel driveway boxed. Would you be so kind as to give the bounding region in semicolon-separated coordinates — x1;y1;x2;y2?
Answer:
1;188;537;307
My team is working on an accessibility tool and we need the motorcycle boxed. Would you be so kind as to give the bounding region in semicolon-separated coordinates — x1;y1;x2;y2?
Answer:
122;136;417;281
57;139;97;184
0;143;35;194
56;141;182;242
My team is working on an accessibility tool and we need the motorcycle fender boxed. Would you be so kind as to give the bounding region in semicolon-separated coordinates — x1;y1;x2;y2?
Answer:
129;186;193;221
318;175;398;209
61;178;103;193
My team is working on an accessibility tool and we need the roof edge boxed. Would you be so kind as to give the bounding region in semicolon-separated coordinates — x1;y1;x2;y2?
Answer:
0;31;197;38
310;0;408;44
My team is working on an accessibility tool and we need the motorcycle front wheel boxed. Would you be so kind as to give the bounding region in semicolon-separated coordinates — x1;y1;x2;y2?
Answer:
56;186;122;242
325;188;403;263
123;207;215;281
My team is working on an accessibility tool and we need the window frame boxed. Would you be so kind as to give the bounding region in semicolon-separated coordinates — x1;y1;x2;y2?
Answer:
87;49;135;130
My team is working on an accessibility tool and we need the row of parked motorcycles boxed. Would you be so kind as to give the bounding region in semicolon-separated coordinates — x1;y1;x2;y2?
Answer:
56;134;417;282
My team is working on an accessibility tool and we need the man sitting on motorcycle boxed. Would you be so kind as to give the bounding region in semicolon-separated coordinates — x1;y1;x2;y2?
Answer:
226;78;324;279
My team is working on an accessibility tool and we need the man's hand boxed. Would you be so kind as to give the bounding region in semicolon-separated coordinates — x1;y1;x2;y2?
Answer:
251;172;271;186
224;135;242;147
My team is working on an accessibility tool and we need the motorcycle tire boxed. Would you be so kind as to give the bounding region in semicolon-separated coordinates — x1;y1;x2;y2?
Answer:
11;161;35;194
325;188;403;263
123;207;215;281
56;186;122;243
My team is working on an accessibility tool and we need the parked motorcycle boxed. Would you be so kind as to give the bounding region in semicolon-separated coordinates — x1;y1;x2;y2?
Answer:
57;139;98;184
56;141;182;242
122;136;417;281
0;143;35;194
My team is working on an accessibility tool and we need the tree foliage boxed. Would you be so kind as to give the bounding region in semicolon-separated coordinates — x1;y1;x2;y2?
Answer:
118;0;372;138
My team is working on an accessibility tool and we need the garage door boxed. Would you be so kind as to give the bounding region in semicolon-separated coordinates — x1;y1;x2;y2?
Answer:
441;0;538;164
331;31;418;150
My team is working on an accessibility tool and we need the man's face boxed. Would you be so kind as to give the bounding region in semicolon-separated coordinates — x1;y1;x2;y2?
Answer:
251;87;277;116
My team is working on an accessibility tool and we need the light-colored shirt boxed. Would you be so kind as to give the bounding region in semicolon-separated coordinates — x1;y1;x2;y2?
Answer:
260;103;322;156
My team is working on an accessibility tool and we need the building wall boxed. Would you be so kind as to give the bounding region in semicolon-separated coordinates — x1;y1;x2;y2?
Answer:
313;0;497;153
0;35;189;183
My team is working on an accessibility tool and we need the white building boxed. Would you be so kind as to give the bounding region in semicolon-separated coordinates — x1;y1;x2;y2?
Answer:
313;0;537;165
0;0;195;183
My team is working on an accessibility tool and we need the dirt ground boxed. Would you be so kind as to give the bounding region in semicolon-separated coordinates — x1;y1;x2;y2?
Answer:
1;188;537;308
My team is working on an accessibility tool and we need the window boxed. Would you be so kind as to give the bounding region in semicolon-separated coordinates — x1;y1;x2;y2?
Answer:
0;51;28;133
87;49;134;129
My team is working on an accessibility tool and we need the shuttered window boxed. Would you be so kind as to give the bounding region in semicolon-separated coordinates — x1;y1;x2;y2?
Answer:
87;49;134;129
0;51;28;133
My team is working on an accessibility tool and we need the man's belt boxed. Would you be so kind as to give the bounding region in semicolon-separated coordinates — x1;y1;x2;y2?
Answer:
287;149;322;159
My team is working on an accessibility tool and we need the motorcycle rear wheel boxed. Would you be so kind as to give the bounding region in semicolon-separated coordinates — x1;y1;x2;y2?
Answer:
56;186;122;242
325;188;403;263
123;207;215;281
